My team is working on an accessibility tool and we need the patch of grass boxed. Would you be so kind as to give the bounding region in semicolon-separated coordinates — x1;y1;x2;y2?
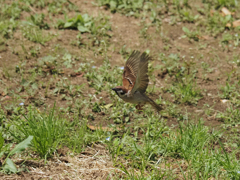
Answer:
204;12;232;37
97;0;144;16
219;81;238;99
180;9;199;23
0;1;22;21
57;13;111;36
57;14;111;48
217;105;240;126
0;20;18;39
27;13;50;29
57;14;93;33
106;117;239;179
11;106;66;159
85;58;122;92
47;0;78;14
182;26;200;41
170;79;202;105
22;0;78;13
159;53;182;76
22;24;55;45
1;135;33;174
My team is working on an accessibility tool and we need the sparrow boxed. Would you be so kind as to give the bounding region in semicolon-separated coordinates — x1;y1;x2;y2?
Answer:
112;50;162;111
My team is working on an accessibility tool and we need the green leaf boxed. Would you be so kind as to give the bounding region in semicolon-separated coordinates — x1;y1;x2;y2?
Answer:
31;83;38;90
30;15;35;24
182;27;190;34
20;79;29;86
225;14;232;22
0;144;11;159
110;0;117;10
92;102;101;113
0;132;4;151
64;21;75;28
76;14;84;24
82;14;89;20
8;136;33;157
103;104;113;109
3;158;17;173
53;87;59;94
77;25;89;32
194;14;199;20
84;21;92;27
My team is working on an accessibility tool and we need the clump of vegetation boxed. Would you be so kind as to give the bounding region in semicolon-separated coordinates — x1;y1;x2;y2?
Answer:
0;135;33;174
97;0;144;15
57;14;111;34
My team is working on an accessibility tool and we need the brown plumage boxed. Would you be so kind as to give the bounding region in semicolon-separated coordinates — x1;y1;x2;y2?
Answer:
112;50;162;112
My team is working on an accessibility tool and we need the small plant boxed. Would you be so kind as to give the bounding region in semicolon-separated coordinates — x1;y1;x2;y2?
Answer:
57;14;92;33
182;26;200;41
0;2;22;20
0;20;18;39
27;13;50;29
47;0;78;14
97;0;144;15
22;25;54;45
0;134;33;174
205;12;232;36
217;105;240;126
57;13;112;43
169;77;202;104
12;106;66;159
221;33;232;45
219;81;237;99
180;9;199;23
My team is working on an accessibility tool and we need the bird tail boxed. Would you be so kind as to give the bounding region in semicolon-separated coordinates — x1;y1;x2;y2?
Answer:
145;95;163;112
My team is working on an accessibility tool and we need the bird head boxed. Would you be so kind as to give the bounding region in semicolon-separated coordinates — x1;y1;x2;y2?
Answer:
112;86;128;98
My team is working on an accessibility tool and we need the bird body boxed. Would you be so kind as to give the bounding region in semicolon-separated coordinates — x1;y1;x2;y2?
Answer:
112;50;162;112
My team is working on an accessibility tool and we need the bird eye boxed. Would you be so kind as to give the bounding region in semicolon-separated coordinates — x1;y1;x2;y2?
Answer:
118;90;125;96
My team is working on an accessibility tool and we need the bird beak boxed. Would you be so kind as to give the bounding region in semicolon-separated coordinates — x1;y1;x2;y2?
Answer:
111;88;117;91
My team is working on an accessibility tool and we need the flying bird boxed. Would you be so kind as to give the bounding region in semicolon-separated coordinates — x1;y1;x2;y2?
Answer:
112;50;162;111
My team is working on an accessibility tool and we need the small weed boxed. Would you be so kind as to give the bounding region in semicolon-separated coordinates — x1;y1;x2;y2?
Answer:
180;9;199;23
160;53;182;76
182;26;200;41
219;81;237;99
217;105;240;126
22;25;55;45
97;0;144;16
168;77;202;105
47;0;78;15
221;33;232;45
12;106;66;159
205;12;232;36
0;20;18;39
27;13;49;29
1;135;33;174
57;14;112;45
57;14;92;32
0;2;22;20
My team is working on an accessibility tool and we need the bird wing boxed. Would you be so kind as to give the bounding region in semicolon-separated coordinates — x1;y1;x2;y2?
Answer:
130;52;151;94
122;50;141;91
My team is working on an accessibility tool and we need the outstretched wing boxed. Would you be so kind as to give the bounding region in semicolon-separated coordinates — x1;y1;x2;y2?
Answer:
122;50;141;91
131;52;151;94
